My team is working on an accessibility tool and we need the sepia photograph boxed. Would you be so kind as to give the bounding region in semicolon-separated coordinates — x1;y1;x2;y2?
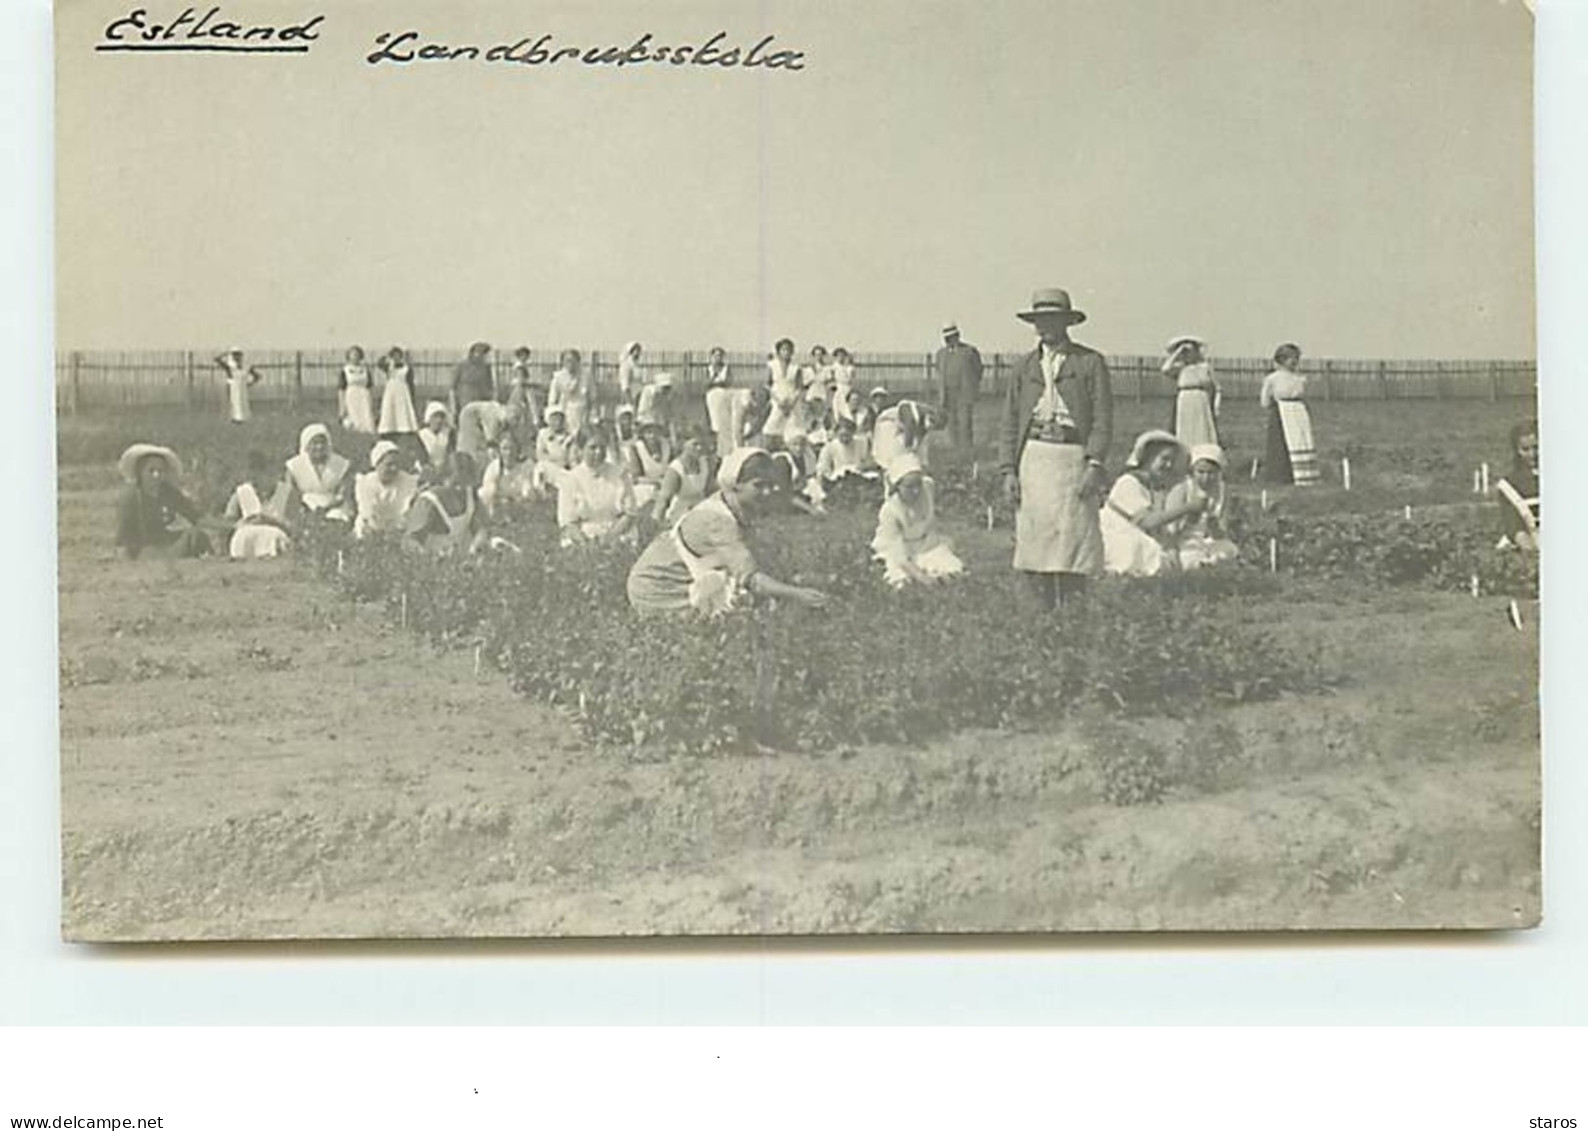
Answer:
54;0;1539;940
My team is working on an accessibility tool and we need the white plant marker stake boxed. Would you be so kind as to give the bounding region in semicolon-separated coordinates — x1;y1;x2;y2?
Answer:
1250;458;1260;481
1342;457;1352;491
1404;504;1412;521
1470;575;1481;599
336;550;345;576
1481;462;1491;495
400;592;408;629
1508;600;1524;631
985;504;995;532
1260;488;1269;511
971;460;979;481
1269;538;1278;573
474;642;483;677
1473;468;1482;495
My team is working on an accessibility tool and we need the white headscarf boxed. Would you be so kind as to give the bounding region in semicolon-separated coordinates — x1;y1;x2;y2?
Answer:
369;440;401;469
718;446;771;491
298;423;332;457
423;401;450;426
1189;443;1225;470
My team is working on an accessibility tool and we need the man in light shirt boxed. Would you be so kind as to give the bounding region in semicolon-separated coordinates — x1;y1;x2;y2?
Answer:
998;287;1114;611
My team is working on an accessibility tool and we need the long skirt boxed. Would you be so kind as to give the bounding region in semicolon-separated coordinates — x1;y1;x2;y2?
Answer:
1265;401;1318;486
1013;441;1102;576
1172;388;1219;448
378;378;419;435
1100;509;1172;577
344;385;377;434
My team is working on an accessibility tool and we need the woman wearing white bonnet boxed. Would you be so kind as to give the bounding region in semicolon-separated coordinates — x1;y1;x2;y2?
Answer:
354;439;419;539
1167;442;1240;570
871;452;964;587
626;446;829;617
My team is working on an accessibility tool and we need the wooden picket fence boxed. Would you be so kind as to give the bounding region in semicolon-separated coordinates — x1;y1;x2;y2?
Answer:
53;348;1537;414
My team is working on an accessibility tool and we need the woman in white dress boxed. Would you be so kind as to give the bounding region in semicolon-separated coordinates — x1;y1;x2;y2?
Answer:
765;337;803;448
548;349;591;437
354;440;420;540
557;433;639;547
284;423;353;522
338;345;378;435
532;406;577;496
871;453;965;587
224;450;293;559
872;399;934;474
626;420;673;511
703;346;737;457
1100;431;1204;577
1163;334;1221;449
377;346;420;441
214;349;261;424
829;347;857;421
1166;443;1240;570
618;341;646;409
1260;342;1319;487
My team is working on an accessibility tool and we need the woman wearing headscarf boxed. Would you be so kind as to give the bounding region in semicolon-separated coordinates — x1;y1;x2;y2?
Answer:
557;432;639;547
618;341;646;409
1495;419;1539;552
284;423;353;522
418;401;453;479
872;399;933;475
627;419;674;511
354;439;420;539
224;449;293;559
114;444;212;560
649;425;712;526
547;349;592;437
871;452;964;587
1259;343;1319;486
338;345;378;435
1163;335;1221;449
405;452;487;555
626;447;830;617
1166;443;1239;570
376;346;420;442
1099;430;1204;578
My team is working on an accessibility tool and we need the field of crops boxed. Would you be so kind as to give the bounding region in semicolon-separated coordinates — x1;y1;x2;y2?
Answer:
56;394;1541;939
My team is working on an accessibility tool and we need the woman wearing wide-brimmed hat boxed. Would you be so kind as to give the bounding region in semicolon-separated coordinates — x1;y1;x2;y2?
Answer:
1100;430;1203;578
114;444;212;560
1162;334;1221;449
998;287;1114;609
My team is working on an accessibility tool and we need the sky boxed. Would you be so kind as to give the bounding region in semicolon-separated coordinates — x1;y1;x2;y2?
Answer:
55;0;1535;357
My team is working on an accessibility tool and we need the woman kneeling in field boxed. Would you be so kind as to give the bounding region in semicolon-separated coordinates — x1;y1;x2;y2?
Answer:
627;447;829;617
1166;443;1240;570
224;450;293;559
1100;430;1205;578
871;453;964;587
114;444;212;561
405;452;487;555
1495;419;1539;552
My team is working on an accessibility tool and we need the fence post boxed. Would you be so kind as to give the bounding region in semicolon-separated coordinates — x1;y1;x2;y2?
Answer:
291;351;303;410
1322;359;1334;402
1376;359;1388;400
1487;360;1499;403
1134;356;1144;404
69;350;82;416
923;352;934;401
184;350;196;409
991;352;1004;399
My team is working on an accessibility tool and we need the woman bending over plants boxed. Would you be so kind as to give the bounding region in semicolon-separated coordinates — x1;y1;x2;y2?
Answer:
405;452;488;556
626;447;830;617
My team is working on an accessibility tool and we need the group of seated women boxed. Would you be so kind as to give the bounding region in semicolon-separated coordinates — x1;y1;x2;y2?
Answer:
1099;431;1242;578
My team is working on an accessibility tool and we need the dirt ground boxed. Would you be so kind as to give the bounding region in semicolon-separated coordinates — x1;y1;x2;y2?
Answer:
58;461;1540;940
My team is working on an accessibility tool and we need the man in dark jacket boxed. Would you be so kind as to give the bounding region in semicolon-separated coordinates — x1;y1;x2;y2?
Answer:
998;288;1114;610
934;322;983;453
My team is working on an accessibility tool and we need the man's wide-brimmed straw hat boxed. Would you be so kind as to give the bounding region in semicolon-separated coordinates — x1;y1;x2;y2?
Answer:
118;443;183;484
1017;288;1087;325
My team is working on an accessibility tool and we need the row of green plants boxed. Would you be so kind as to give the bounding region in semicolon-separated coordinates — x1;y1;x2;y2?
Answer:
303;506;1331;758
